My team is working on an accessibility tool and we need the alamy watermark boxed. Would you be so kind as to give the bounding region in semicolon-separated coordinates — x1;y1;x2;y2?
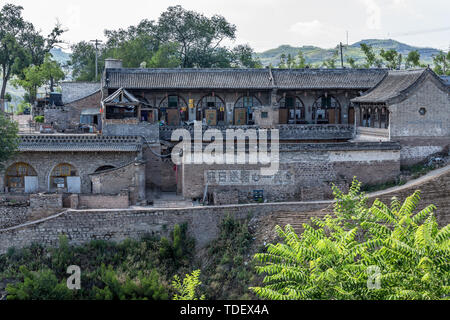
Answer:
171;123;280;176
367;266;381;290
67;265;81;290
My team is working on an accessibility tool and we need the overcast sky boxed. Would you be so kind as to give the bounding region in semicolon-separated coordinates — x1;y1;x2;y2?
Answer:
6;0;450;52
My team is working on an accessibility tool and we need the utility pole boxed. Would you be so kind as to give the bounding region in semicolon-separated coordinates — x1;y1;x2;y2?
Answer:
340;42;344;68
90;39;103;80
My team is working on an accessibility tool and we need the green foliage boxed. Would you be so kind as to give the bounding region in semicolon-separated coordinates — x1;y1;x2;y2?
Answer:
203;215;256;300
251;180;450;300
380;48;402;70
34;115;44;123
432;51;450;76
6;266;73;300
0;111;19;170
70;5;262;81
93;265;168;300
172;270;205;300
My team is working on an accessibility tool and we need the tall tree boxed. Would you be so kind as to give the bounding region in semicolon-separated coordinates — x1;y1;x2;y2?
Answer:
360;43;383;68
432;51;450;75
405;50;422;69
0;111;19;171
380;49;402;70
0;4;64;102
155;6;236;68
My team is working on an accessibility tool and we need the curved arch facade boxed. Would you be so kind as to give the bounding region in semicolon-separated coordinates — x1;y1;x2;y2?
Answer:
49;163;79;193
159;95;189;125
4;162;37;192
233;95;262;125
196;94;226;126
312;95;341;124
278;96;306;124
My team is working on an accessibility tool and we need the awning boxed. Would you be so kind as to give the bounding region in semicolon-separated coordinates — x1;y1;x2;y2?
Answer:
81;108;101;115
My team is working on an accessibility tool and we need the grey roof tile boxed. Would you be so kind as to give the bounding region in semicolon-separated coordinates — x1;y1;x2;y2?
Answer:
19;135;141;152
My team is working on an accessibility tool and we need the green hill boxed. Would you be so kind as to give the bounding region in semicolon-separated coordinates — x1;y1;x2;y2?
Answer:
256;39;441;67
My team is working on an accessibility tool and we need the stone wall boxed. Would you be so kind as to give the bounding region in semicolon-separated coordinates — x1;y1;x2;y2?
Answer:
0;151;137;194
77;192;129;209
0;165;449;254
181;142;401;202
0;203;30;229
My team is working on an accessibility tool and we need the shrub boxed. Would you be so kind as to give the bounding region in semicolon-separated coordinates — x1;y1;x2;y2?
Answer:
250;180;450;300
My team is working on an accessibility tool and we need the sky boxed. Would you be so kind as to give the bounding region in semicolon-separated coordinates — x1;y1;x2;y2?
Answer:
5;0;450;52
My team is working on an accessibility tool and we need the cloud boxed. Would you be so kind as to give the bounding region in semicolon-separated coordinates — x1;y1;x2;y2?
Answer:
289;20;345;47
360;0;382;30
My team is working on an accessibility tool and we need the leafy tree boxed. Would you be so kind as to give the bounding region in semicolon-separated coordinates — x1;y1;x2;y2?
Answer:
432;51;450;75
380;49;402;70
360;43;383;68
295;51;308;68
0;4;64;102
11;54;64;103
155;5;236;68
231;44;262;68
148;43;182;68
0;111;19;170
69;41;99;81
405;50;422;69
347;57;358;68
250;180;449;300
172;270;205;300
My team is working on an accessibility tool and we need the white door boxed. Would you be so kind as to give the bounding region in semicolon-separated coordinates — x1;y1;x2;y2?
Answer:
24;176;39;193
67;176;81;194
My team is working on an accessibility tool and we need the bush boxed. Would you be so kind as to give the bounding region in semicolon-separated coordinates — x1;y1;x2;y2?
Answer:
250;180;450;300
34;116;44;123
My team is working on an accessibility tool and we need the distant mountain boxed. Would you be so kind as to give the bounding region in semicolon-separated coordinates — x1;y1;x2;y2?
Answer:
255;39;441;67
50;48;71;66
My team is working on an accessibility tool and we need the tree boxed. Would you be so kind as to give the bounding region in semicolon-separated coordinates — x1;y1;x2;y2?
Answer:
380;49;402;70
360;43;383;68
0;111;19;171
172;270;205;300
0;4;64;102
250;180;450;300
432;51;450;76
405;50;422;69
155;6;236;68
231;44;262;68
11;54;65;103
322;50;338;69
69;41;99;81
347;57;358;68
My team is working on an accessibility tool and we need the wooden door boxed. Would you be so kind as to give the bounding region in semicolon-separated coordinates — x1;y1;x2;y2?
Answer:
167;109;180;126
205;109;217;126
234;108;247;125
279;108;288;124
348;107;355;125
327;109;336;124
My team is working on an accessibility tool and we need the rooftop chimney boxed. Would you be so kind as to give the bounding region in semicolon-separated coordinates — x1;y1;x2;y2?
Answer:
104;58;123;69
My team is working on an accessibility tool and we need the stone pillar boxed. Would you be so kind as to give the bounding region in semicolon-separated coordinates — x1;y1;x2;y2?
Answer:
134;160;147;204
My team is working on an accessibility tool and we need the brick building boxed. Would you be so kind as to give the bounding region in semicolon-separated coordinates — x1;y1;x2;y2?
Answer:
1;63;449;207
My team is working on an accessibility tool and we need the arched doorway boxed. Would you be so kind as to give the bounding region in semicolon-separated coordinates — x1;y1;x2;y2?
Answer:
278;96;306;124
197;95;225;126
5;162;38;193
234;95;262;125
49;163;80;193
312;95;341;124
159;95;188;126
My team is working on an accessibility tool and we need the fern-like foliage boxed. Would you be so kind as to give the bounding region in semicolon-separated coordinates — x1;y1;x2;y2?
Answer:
171;270;205;300
250;180;450;300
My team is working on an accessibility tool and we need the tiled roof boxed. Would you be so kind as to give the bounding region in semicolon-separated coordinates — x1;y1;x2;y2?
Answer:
441;76;450;87
271;69;387;89
351;69;444;104
106;68;273;90
61;82;101;104
19;135;141;152
105;68;388;90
